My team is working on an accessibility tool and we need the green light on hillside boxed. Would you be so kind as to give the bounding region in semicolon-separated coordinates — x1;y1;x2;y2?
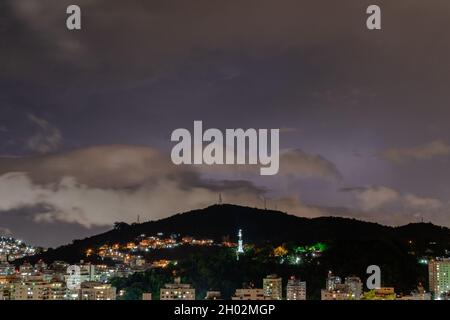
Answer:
293;242;327;254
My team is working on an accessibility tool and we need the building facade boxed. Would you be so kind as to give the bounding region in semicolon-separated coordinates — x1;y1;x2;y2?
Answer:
11;279;67;300
321;274;362;300
429;258;450;298
263;274;282;300
160;277;195;300
344;276;363;300
286;276;306;300
80;281;116;300
232;288;271;300
321;287;351;300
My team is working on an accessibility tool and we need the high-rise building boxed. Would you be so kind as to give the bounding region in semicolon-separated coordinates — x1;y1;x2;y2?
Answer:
321;273;361;300
160;277;195;300
232;288;271;300
325;271;341;291
263;274;282;300
286;276;306;300
79;262;97;282
429;258;450;299
46;281;67;300
344;276;363;300
11;278;67;300
79;281;116;300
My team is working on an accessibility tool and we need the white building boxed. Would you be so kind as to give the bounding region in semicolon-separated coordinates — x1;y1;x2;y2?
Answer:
325;271;341;291
321;275;363;300
11;277;67;300
263;274;282;300
160;277;195;300
80;281;116;300
286;276;306;300
79;262;97;282
344;276;363;300
232;288;271;300
429;258;450;298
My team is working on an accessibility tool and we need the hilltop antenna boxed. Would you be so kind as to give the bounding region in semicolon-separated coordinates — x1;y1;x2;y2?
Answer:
137;215;140;224
259;195;267;210
218;193;223;205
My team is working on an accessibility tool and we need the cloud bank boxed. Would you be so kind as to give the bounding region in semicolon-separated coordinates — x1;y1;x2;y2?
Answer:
0;145;325;227
381;140;450;164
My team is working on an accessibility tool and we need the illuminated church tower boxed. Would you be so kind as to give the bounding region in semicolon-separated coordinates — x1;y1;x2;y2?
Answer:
236;229;244;260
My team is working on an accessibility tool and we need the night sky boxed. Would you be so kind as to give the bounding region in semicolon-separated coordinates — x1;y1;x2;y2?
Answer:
1;0;450;247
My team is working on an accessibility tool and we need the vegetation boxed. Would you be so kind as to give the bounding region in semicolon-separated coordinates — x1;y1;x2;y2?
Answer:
111;240;428;300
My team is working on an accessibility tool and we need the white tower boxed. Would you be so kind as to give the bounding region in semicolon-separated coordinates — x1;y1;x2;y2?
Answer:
237;229;244;253
236;229;244;260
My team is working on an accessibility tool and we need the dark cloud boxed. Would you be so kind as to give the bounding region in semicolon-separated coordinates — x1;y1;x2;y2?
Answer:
0;145;326;234
4;0;450;89
196;148;341;181
0;145;185;188
2;1;450;245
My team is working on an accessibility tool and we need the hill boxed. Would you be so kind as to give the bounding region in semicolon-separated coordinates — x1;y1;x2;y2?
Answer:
17;204;450;264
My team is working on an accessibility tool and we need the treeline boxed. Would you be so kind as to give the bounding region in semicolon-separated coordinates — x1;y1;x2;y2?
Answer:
111;239;428;300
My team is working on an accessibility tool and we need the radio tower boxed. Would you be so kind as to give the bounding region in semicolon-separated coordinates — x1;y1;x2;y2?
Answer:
260;196;267;210
218;193;223;205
